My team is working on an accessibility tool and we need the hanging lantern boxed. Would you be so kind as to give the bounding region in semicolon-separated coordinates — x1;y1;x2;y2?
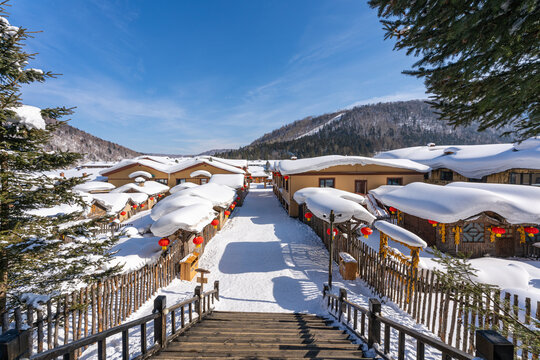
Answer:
224;210;231;218
158;237;170;251
524;227;539;237
120;211;127;216
389;206;397;214
326;228;338;238
491;227;506;237
140;203;145;208
304;212;313;222
211;219;219;229
149;197;154;201
233;201;237;206
428;220;438;227
284;175;289;180
361;227;373;238
230;204;235;210
132;204;138;209
158;194;163;198
193;236;204;248
236;196;241;201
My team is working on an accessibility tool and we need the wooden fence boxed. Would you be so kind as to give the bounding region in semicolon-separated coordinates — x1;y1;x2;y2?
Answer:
301;210;539;359
0;203;236;358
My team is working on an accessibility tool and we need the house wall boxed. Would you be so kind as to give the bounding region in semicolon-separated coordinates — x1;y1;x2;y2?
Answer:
282;164;426;217
427;168;537;185
102;164;169;187
169;163;241;187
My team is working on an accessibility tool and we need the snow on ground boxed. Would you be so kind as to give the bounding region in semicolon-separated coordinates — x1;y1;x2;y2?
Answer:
81;184;440;360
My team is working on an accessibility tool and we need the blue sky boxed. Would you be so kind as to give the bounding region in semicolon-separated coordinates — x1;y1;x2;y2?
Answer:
12;0;426;154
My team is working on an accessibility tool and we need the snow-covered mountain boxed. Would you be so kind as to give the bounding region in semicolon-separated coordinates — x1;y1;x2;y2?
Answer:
43;120;141;162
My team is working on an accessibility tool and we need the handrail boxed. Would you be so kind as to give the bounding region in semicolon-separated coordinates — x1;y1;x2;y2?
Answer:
323;286;476;360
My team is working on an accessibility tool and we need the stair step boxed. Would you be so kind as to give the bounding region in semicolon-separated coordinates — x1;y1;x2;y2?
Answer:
186;328;345;336
155;349;366;358
153;357;371;360
194;323;336;330
174;335;352;343
205;317;330;325
167;342;360;350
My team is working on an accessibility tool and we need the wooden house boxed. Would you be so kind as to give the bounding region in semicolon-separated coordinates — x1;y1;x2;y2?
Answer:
272;155;430;217
375;138;540;186
99;159;171;187
369;182;540;258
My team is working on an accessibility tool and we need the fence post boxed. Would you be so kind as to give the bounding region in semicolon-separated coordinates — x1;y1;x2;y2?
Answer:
368;298;381;348
339;288;347;321
214;281;219;300
153;296;167;348
475;330;513;360
0;329;30;360
194;286;202;319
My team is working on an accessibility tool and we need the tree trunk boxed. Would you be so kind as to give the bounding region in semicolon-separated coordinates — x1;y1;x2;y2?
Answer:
0;154;9;313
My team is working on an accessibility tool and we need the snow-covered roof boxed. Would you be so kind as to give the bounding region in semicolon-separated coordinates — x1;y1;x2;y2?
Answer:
99;159;171;175
208;174;244;189
171;183;236;208
27;203;86;217
168;158;245;175
150;195;214;221
370;182;540;225
190;170;212;178
374;220;427;249
151;204;218;236
111;181;169;196
293;187;375;224
248;165;268;177
129;170;152;179
73;181;116;193
91;193;131;214
169;182;199;194
276;155;430;175
199;156;248;169
374;137;540;179
7;105;46;130
127;193;148;205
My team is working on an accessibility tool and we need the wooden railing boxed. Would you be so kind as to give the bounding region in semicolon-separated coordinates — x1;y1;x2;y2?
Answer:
323;286;513;360
3;282;219;360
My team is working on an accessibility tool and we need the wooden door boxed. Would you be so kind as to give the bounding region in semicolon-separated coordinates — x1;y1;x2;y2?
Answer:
355;180;367;194
495;237;514;257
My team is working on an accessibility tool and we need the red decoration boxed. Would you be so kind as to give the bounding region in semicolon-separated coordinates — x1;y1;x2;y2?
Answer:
326;228;338;237
284;175;289;180
149;197;154;201
304;212;313;221
224;210;231;217
361;227;373;238
211;219;219;229
389;206;397;214
193;236;204;248
132;204;138;209
428;220;438;227
233;201;237;206
491;227;506;237
120;211;126;216
230;204;235;210
237;197;240;201
140;203;145;208
524;227;539;237
158;237;170;250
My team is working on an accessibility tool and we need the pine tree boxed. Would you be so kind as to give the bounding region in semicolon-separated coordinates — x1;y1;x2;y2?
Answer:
0;1;119;312
368;0;540;140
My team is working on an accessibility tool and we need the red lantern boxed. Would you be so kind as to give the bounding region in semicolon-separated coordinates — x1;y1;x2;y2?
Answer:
224;210;231;217
140;203;145;208
193;236;204;248
132;204;138;209
389;207;397;214
304;212;313;222
211;219;219;229
284;175;289;180
236;197;240;201
361;227;373;238
524;227;539;237
326;228;338;237
158;237;170;250
120;211;126;216
158;194;163;198
149;197;154;201
233;201;237;206
491;227;506;237
230;204;235;210
428;220;438;227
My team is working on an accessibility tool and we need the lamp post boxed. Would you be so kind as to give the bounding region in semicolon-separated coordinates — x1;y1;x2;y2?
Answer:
328;210;335;289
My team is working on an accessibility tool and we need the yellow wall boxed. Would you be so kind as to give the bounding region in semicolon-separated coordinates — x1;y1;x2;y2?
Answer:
279;164;426;217
169;163;242;187
103;164;169;187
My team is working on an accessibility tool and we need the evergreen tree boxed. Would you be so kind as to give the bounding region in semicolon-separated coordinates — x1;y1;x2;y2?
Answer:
368;0;540;139
0;2;119;312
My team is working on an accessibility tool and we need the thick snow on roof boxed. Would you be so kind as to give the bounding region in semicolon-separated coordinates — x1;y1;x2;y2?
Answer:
248;165;269;178
73;181;115;193
27;203;86;217
167;183;235;209
208;174;244;189
293;187;375;224
150;195;214;221
129;170;152;179
370;182;540;225
150;204;217;236
374;220;427;249
91;193;131;214
277;155;430;175
111;181;169;196
190;170;212;178
199;156;248;168
375;138;540;179
7;105;46;130
100;159;171;175
169;182;199;194
168;158;245;175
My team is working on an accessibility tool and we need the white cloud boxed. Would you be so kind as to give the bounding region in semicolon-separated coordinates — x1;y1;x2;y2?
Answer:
347;90;429;109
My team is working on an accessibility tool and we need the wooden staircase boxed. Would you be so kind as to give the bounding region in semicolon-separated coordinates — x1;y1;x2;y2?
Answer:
152;311;367;359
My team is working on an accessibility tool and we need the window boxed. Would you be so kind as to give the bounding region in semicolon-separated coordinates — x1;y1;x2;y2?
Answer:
319;178;335;188
533;173;540;186
440;171;454;181
285;179;289;191
462;223;484;243
387;177;402;186
176;178;186;185
155;178;168;185
509;172;540;185
355;180;367;194
200;178;208;185
468;176;487;183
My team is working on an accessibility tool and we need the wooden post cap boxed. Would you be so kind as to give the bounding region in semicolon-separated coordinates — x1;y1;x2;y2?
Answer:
369;298;381;314
195;268;210;274
476;330;513;360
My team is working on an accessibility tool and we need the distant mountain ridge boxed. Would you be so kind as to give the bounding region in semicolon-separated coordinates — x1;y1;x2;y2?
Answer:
217;100;510;159
43;120;141;163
